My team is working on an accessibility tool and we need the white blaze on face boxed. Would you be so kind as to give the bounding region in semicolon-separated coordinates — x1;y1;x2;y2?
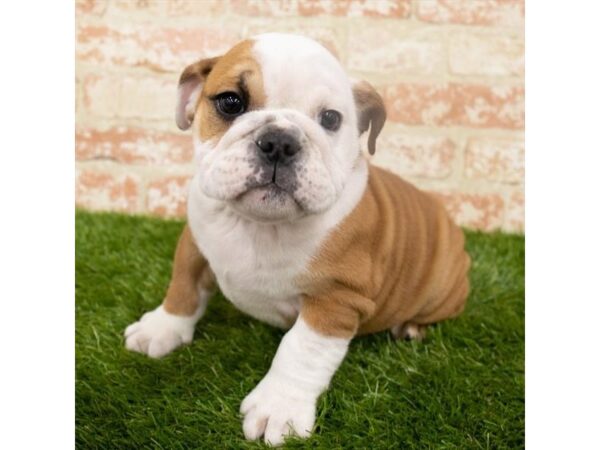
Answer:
252;33;361;202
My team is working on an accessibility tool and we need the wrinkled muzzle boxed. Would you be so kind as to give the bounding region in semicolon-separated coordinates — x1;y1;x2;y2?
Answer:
194;110;343;217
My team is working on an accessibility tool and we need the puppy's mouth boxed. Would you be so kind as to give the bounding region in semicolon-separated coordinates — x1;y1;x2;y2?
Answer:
251;182;293;201
231;182;303;223
229;159;305;222
236;181;299;208
267;161;297;194
241;159;300;201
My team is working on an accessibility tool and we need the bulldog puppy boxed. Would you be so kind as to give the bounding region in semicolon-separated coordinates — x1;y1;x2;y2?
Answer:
125;33;470;445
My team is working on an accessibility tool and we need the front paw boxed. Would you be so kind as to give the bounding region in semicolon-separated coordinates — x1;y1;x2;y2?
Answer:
240;374;316;446
124;305;196;358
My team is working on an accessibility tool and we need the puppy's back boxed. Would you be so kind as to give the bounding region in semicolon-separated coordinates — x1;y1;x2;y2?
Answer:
301;164;470;336
358;165;470;334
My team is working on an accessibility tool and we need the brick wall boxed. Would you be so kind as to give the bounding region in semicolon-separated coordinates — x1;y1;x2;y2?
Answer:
75;0;524;232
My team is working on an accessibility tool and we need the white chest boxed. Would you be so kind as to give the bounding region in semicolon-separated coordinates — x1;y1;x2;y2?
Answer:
187;178;325;328
200;226;307;329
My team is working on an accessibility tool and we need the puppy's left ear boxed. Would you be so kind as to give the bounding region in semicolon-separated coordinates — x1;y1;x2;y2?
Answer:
176;56;221;130
352;81;386;155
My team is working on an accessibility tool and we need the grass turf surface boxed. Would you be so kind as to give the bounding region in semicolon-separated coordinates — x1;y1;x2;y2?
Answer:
76;211;524;449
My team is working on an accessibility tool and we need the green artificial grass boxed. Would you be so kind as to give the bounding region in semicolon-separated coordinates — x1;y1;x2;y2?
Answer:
76;210;524;449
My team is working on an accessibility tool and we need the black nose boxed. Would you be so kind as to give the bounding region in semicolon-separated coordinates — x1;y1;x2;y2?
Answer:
256;130;301;164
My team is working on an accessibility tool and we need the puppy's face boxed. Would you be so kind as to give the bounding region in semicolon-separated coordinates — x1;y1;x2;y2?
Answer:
177;34;385;223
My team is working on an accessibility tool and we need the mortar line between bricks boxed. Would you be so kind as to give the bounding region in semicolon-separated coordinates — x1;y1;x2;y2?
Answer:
76;37;523;84
76;64;525;87
80;1;523;32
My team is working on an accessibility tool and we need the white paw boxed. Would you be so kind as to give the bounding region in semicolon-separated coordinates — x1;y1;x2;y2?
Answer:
124;305;197;358
240;373;316;446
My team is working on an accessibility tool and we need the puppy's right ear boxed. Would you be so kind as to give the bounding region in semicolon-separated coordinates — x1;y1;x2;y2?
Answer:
175;56;221;130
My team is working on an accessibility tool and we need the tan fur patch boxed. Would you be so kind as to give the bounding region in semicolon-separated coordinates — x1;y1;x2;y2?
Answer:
163;225;215;316
298;165;470;338
196;40;266;142
353;81;387;155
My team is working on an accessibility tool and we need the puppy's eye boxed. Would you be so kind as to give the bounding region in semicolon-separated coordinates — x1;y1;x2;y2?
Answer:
215;92;245;118
320;109;342;131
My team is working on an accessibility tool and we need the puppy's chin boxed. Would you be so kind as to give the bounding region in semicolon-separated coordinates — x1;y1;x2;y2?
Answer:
230;185;304;223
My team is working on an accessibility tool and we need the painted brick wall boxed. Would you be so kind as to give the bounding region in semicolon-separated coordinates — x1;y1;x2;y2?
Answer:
75;0;525;232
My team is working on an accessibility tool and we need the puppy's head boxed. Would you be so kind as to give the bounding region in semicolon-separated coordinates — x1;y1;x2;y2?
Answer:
177;33;386;223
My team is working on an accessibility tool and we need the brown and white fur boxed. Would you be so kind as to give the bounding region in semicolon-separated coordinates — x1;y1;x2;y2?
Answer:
124;33;470;446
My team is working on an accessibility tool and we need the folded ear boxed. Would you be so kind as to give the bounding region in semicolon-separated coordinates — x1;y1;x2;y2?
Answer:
352;80;386;155
175;56;221;130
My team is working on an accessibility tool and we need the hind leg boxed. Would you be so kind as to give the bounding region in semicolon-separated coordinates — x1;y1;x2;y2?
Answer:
390;323;428;341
